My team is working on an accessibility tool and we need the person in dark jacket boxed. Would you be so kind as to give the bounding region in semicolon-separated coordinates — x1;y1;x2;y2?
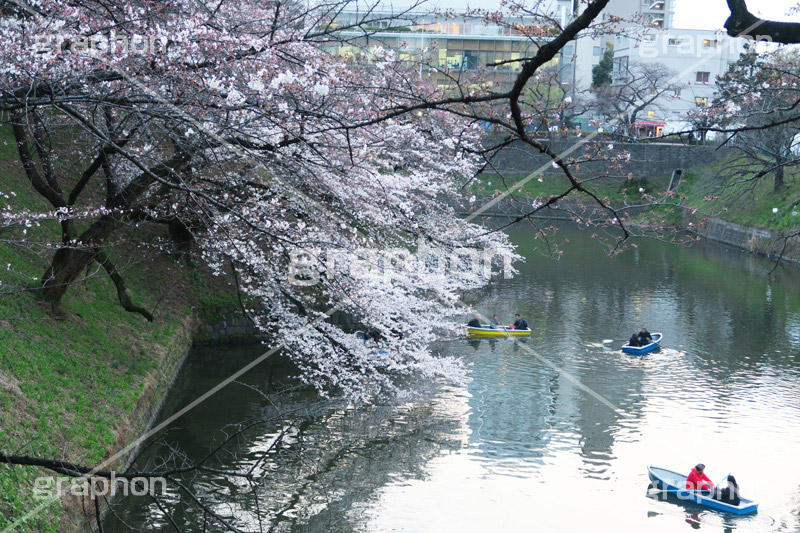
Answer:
628;333;640;347
467;314;483;328
714;475;741;506
365;326;384;344
490;315;501;329
511;314;528;330
637;327;652;346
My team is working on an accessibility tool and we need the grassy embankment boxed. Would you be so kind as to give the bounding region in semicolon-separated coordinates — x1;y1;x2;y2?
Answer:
0;125;240;531
469;153;800;232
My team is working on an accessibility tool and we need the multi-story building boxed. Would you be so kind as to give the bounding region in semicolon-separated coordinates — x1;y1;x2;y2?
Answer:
558;0;743;136
557;0;676;96
327;3;738;137
610;28;743;135
328;9;553;91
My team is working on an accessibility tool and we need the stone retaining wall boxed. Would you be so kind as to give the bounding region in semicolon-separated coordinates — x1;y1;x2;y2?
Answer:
489;139;730;178
682;210;800;264
195;310;364;345
196;313;264;344
454;193;800;265
448;195;648;222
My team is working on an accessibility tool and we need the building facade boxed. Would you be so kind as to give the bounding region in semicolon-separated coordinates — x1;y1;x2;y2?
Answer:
557;0;744;136
611;28;743;135
327;4;739;137
329;9;553;91
556;0;675;96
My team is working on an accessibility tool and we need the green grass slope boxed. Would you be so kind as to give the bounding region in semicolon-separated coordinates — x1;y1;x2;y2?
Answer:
0;125;239;531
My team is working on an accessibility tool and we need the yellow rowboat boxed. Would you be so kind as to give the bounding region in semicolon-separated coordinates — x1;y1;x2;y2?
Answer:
463;326;531;338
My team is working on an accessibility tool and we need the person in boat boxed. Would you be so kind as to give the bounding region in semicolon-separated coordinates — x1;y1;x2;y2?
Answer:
713;475;741;506
467;314;483;328
686;463;714;492
365;326;384;345
490;315;501;329
628;332;640;347
511;314;528;330
637;327;653;346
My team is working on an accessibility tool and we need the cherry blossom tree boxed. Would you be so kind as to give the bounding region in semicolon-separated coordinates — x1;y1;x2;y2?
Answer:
711;47;800;192
0;0;630;400
0;0;525;401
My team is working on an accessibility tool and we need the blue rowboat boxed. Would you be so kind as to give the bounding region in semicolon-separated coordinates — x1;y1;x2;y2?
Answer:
621;332;662;354
354;331;388;354
647;465;758;515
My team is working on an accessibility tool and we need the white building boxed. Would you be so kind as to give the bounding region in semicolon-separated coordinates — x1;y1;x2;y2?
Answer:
611;28;744;135
556;0;743;135
557;0;675;95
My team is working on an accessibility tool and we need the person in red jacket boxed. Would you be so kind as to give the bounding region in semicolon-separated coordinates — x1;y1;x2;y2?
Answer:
686;463;714;491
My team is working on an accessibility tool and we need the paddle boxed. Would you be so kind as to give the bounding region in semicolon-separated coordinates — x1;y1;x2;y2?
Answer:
602;339;626;344
646;486;712;497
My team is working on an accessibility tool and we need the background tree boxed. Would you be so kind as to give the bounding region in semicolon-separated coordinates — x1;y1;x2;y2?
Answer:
592;61;681;138
519;63;592;140
685;106;716;145
712;47;800;191
592;42;614;89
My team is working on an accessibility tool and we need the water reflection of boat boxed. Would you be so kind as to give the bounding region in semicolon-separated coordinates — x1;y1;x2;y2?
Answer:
647;465;758;515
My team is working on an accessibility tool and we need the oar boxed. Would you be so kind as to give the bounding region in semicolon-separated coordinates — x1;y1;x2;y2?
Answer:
646;487;709;497
603;338;626;344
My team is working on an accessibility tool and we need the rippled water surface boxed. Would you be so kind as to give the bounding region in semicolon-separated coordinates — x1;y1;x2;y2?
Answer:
105;224;800;532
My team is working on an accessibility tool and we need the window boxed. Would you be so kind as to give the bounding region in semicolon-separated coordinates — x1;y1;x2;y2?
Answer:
702;39;717;48
641;34;656;43
696;71;710;83
462;51;477;70
612;55;629;80
668;38;685;46
647;110;655;118
593;46;602;56
695;97;708;107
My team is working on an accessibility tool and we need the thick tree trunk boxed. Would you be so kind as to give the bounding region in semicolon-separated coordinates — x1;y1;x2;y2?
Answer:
725;0;800;44
38;153;190;313
40;215;119;312
41;248;97;311
774;165;785;191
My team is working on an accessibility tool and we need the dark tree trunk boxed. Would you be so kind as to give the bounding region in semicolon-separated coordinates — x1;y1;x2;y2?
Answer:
37;153;189;313
774;165;785;191
725;0;800;44
168;219;194;252
40;215;119;311
41;249;95;311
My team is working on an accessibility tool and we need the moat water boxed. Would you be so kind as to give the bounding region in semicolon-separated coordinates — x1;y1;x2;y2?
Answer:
104;224;800;532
